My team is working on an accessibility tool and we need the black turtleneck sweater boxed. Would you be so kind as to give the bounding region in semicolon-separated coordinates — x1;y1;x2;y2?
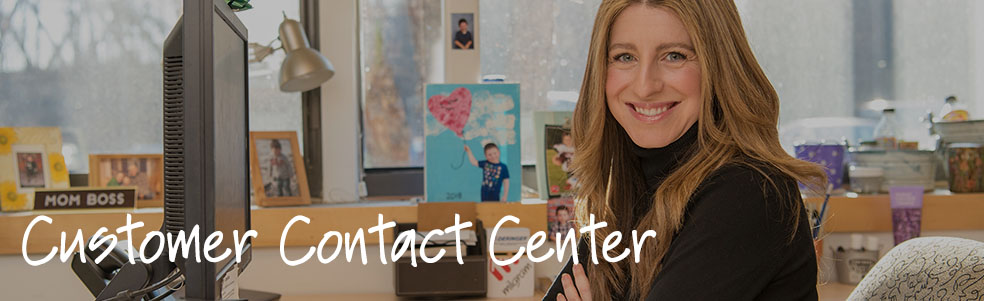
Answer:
544;125;818;300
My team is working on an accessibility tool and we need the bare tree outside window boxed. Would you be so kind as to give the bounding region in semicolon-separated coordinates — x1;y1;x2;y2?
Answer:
0;0;303;173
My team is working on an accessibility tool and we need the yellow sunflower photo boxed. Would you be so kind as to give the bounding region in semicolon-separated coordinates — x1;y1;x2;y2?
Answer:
0;181;29;211
49;153;70;184
0;127;18;154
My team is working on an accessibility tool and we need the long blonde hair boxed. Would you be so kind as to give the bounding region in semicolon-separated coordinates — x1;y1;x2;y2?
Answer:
570;0;827;299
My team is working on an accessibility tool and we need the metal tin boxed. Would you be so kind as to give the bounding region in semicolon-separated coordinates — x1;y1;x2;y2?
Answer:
946;143;984;193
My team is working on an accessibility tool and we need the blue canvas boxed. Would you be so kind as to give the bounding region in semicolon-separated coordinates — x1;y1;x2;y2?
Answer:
425;83;521;202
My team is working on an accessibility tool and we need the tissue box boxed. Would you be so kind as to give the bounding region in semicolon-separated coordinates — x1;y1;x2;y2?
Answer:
487;255;534;298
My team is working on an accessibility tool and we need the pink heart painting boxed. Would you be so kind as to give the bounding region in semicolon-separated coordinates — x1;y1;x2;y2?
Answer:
427;87;472;138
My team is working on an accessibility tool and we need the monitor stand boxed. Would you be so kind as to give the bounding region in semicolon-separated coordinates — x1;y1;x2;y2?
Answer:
238;289;281;301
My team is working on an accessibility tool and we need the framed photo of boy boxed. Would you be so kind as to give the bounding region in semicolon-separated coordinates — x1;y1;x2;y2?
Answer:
249;131;310;207
544;124;575;198
0;127;69;212
547;197;576;242
451;13;475;50
88;154;164;208
14;145;50;190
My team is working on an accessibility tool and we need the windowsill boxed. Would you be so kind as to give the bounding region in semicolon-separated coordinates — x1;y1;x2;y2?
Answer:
2;201;548;255
4;192;983;255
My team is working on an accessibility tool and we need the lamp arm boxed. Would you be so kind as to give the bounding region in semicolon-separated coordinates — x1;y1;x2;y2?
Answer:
249;38;284;63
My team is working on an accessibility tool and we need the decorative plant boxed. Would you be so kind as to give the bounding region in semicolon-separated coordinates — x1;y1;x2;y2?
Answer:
227;0;252;11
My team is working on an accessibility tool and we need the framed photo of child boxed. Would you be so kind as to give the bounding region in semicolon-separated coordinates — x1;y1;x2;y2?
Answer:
14;146;49;190
533;111;574;199
547;197;577;242
0;127;69;212
88;154;164;208
450;13;475;50
425;83;521;202
249;131;310;207
544;124;576;197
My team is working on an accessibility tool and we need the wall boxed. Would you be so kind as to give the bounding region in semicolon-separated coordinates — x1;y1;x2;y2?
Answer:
319;0;361;203
974;0;984;117
444;0;481;83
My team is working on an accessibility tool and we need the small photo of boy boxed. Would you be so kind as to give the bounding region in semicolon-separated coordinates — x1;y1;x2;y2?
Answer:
548;197;576;241
16;152;46;188
451;13;475;50
544;124;576;197
464;142;510;202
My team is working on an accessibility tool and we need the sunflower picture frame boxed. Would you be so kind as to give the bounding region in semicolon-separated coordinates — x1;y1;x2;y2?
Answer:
0;127;70;212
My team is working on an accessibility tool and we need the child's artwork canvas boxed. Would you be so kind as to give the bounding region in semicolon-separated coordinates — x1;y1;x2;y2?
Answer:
425;83;521;202
533;111;574;199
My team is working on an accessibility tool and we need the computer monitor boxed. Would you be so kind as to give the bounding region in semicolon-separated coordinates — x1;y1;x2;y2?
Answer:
163;0;251;299
70;1;249;300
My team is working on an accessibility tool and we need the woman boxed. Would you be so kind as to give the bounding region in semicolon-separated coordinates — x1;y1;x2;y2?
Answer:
545;0;826;300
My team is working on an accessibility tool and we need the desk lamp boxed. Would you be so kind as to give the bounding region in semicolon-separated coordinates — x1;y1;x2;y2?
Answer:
250;12;334;92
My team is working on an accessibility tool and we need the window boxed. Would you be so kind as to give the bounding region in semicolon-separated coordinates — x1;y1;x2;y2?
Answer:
239;4;305;151
359;0;600;168
359;0;443;169
479;0;602;164
0;1;182;173
736;0;983;151
0;0;303;174
357;0;984;177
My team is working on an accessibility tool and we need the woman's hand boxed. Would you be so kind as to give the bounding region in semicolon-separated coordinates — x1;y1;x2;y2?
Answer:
557;263;591;301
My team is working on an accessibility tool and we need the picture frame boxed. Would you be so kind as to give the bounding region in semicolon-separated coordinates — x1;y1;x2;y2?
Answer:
533;111;574;199
249;131;310;207
424;83;521;202
543;124;575;198
0;127;69;212
88;154;164;208
13;145;51;191
547;197;577;242
450;13;476;50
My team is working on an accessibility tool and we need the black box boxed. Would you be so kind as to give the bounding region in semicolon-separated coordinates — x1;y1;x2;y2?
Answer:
394;220;488;297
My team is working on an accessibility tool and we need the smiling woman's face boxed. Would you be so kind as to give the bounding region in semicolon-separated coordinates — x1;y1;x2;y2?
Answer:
606;4;701;148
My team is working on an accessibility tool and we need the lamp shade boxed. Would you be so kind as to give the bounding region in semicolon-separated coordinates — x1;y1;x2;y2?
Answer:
278;17;334;92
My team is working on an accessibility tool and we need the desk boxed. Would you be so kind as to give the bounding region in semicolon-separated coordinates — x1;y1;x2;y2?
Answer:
6;191;984;255
279;284;856;301
282;294;541;301
818;283;857;301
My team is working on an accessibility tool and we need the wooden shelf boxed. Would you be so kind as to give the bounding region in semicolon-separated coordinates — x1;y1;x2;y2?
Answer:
1;202;546;255
5;191;983;255
804;191;984;233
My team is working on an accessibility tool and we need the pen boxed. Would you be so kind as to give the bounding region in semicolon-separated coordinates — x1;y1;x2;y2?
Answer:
814;183;833;239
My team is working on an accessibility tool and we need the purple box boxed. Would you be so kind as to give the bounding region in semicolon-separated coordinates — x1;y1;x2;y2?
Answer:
795;144;846;190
